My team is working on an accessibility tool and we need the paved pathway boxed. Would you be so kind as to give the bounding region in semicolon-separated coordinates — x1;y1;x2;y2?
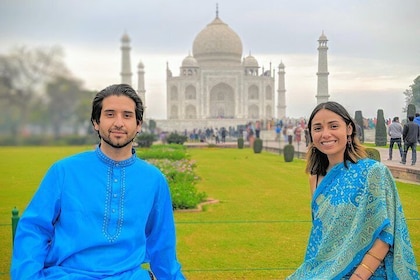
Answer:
261;138;419;185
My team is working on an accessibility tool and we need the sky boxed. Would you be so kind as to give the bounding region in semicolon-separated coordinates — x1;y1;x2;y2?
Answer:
1;0;419;120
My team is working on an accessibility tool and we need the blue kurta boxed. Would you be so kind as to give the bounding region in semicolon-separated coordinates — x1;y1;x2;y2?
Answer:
288;158;419;279
11;146;185;280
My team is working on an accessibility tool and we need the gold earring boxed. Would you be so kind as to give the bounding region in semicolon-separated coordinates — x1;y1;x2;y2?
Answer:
347;136;352;149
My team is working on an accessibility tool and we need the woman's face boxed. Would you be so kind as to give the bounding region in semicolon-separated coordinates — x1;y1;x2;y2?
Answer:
310;109;352;166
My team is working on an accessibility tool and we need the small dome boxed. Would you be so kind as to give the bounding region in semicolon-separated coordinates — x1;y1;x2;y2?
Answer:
243;55;259;68
278;61;285;68
319;31;328;41
121;32;130;42
138;61;144;68
181;55;199;68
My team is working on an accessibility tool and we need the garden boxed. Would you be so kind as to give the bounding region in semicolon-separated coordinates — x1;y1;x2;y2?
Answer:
0;145;419;279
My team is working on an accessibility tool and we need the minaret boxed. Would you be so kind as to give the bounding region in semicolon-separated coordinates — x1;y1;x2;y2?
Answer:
120;32;132;85
137;61;146;111
277;62;286;120
316;31;329;104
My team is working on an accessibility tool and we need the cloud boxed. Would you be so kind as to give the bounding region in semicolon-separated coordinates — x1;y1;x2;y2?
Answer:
0;0;419;120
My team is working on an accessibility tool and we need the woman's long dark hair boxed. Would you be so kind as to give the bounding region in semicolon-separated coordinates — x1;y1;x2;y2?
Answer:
305;101;367;176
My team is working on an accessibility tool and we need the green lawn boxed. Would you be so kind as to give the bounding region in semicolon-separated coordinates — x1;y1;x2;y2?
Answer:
0;146;419;279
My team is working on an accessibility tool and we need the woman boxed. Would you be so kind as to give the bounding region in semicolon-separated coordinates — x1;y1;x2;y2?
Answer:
287;102;419;279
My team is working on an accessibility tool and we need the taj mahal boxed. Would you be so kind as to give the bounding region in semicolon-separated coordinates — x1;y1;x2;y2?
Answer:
119;8;329;131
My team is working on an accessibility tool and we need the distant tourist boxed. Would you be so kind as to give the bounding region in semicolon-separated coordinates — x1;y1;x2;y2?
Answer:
414;112;420;126
387;116;403;161
401;115;420;166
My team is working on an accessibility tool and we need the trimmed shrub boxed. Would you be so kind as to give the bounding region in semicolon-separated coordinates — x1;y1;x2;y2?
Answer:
166;132;188;145
365;147;381;161
407;104;416;119
138;144;206;210
253;138;263;153
354;110;365;143
168;172;207;210
136;132;156;148
375;109;387;146
283;144;295;162
237;137;244;149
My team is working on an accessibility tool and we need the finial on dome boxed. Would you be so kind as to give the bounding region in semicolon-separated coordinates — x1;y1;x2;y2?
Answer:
216;3;219;18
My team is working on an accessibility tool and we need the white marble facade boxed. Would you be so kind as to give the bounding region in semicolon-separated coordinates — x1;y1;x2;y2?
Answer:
165;13;277;124
121;10;290;131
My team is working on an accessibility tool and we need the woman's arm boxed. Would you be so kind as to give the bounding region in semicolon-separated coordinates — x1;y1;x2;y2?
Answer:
350;239;390;280
309;175;317;196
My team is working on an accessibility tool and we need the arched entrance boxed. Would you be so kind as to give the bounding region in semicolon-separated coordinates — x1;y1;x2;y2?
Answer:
209;83;235;118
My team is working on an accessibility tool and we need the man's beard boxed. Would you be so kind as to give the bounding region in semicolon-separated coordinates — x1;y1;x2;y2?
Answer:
100;130;136;149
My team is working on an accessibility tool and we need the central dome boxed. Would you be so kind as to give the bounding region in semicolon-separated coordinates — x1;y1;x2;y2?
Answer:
192;16;243;66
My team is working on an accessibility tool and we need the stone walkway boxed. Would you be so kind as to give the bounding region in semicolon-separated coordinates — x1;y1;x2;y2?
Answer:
261;139;419;185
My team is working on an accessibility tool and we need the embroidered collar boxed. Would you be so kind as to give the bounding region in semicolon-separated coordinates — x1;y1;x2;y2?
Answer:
95;145;137;167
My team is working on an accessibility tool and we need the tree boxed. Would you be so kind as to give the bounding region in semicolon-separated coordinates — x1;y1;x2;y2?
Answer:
403;75;420;112
46;76;83;139
0;46;70;140
73;90;96;136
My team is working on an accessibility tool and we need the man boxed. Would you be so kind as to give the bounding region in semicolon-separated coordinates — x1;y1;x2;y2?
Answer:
401;115;420;166
387;116;403;161
11;84;185;279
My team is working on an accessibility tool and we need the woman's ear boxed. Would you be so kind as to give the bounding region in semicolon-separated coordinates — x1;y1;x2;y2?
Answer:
347;124;353;136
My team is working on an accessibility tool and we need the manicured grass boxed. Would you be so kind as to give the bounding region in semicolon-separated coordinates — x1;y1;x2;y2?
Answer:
1;146;419;279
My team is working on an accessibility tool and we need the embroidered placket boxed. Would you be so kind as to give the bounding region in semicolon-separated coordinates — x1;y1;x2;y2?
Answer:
102;163;126;242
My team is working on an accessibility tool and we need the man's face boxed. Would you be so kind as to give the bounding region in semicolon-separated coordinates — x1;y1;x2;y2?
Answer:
93;95;141;150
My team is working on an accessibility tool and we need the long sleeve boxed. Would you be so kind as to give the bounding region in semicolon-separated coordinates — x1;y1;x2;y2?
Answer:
146;175;185;280
11;164;62;279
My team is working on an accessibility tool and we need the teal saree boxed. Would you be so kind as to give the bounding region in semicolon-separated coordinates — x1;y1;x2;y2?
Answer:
287;158;419;279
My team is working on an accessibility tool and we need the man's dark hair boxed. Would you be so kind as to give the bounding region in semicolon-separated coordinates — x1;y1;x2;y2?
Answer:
91;84;144;126
408;115;414;122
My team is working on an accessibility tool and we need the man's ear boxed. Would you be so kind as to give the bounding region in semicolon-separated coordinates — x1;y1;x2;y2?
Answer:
93;120;99;132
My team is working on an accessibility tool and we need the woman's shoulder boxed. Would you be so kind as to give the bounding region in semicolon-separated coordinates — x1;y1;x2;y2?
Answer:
355;158;392;179
356;157;383;168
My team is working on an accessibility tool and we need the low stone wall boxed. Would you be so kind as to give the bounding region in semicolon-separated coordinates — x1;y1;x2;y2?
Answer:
388;166;420;184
